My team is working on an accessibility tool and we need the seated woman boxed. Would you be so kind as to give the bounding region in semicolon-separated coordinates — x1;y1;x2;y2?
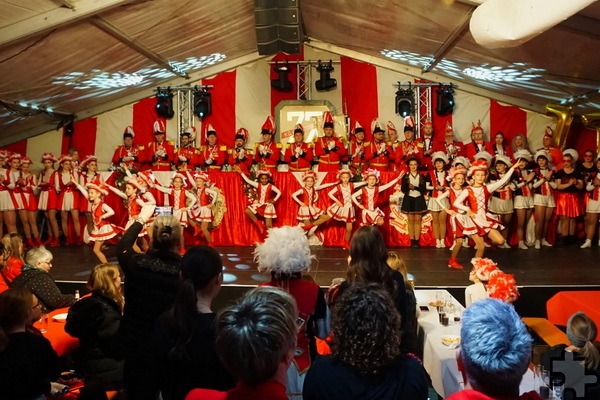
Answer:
65;264;125;395
0;287;60;400
154;246;234;400
1;233;25;288
542;312;600;400
11;246;75;313
303;283;430;400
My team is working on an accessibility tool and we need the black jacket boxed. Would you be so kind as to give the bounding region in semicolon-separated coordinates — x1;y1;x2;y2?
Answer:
11;264;75;313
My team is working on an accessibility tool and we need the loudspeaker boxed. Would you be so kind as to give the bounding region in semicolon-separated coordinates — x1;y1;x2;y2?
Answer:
254;0;303;55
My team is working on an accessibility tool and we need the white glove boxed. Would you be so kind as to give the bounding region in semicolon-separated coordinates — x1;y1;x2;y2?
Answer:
327;141;335;150
138;204;156;223
122;156;134;162
295;147;303;157
238;148;246;159
156;150;166;158
259;145;266;155
178;155;187;162
205;157;213;165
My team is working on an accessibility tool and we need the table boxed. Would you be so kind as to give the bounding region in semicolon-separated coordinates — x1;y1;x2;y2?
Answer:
415;290;536;398
547;291;600;341
33;307;79;357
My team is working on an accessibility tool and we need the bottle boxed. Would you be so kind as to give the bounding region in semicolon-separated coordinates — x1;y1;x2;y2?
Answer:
75;290;80;300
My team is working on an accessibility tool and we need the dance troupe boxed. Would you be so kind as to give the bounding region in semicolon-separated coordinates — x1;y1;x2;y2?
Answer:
1;111;599;269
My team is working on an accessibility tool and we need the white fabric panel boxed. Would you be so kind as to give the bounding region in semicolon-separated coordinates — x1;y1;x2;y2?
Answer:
452;91;491;143
95;104;134;171
235;61;271;144
26;129;63;174
526;111;555;151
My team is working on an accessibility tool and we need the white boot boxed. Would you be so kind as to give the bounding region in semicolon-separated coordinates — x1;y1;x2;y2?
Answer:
534;240;541;249
581;239;592;249
501;242;511;249
462;241;470;248
449;242;456;251
439;239;446;248
518;241;528;250
541;239;553;247
436;239;441;248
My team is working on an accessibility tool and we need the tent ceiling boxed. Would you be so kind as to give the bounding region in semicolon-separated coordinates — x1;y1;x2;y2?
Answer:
1;0;599;144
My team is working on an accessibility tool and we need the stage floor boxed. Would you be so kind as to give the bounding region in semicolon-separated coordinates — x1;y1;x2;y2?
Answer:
52;242;600;289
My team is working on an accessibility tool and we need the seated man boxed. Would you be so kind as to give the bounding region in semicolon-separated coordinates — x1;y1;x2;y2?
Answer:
447;299;542;400
185;286;297;400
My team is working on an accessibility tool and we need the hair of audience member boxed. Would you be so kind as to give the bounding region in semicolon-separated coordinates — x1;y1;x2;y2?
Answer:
1;233;24;260
331;283;401;375
151;216;181;252
87;264;124;312
25;245;53;267
215;286;297;386
0;242;6;262
460;298;532;397
347;226;398;298
169;246;223;361
566;312;600;371
0;287;35;351
386;251;408;282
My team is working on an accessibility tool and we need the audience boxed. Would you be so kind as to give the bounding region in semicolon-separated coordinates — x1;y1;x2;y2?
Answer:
254;226;330;399
0;287;60;400
11;246;75;312
446;298;541;400
186;286;298;400
0;242;8;292
117;208;183;400
1;233;25;286
464;258;497;307
154;246;234;400
386;250;417;353
65;264;125;396
303;283;430;399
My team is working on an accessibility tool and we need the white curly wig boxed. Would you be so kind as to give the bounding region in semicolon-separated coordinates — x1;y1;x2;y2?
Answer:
254;226;315;275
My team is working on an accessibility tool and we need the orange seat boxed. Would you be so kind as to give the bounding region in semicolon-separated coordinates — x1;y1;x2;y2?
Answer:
522;317;568;347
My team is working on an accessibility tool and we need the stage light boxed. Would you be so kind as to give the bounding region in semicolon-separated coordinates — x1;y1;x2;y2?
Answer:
395;87;414;117
155;87;174;119
193;87;212;120
271;62;293;92
315;60;337;92
436;84;455;116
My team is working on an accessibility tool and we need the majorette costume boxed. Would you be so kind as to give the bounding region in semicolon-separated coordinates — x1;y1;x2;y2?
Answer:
37;152;59;211
241;169;281;219
453;160;515;236
512;150;534;210
78;155;100;213
488;155;517;215
175;127;200;170
326;170;366;222
16;157;38;212
351;169;401;225
465;120;488;162
74;181;120;242
112;126;145;170
187;171;216;223
347;121;368;174
114;176;156;237
315;111;347;172
154;172;197;227
426;152;450;212
254;116;282;170
532;150;556;208
554;148;584;218
283;124;314;172
145;120;175;171
292;171;325;221
436;167;477;238
365;119;393;172
0;150;9;212
199;124;226;170
54;154;80;212
227;128;253;174
4;153;24;211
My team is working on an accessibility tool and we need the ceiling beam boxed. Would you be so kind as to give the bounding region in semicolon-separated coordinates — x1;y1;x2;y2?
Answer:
90;16;189;79
306;39;545;114
422;9;474;72
0;0;135;48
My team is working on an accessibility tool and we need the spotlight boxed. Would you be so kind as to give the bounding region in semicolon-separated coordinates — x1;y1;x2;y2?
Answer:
155;87;174;119
395;87;414;117
271;62;293;92
436;84;455;116
315;60;337;92
193;87;211;120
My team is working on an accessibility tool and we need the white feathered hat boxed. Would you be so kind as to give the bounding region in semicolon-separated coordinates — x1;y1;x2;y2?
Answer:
534;149;552;163
254;226;315;275
563;148;579;163
431;151;449;165
494;154;512;168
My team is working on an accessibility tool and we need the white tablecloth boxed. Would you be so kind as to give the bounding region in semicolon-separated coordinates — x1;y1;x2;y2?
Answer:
415;290;536;398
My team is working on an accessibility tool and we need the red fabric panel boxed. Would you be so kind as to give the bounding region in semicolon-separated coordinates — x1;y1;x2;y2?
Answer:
70;117;97;157
200;70;238;148
270;50;304;118
133;97;162;147
489;100;527;143
565;121;596;155
341;57;379;141
1;139;27;155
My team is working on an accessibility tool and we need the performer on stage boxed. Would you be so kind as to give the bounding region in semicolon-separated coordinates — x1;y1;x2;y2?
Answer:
426;152;450;248
400;157;428;248
283;124;314;172
532;150;557;249
112;126;145;171
314;111;347;172
73;178;119;263
365;119;393;172
420;119;435;170
394;116;422;169
488;155;517;248
554;149;584;247
352;169;403;227
536;127;562;170
238;168;281;235
512;149;535;250
486;132;512;159
465;120;488;162
581;154;600;248
16;157;41;247
186;171;216;246
199;125;226;171
54;154;82;245
433;122;464;163
146;120;175;171
175;127;200;171
347;122;368;174
78;155;101;236
3;153;22;234
254;116;281;171
292;171;337;237
453;159;518;258
226;128;253;173
37;153;60;246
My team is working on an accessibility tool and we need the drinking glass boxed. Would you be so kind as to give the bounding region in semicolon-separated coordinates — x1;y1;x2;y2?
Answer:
39;314;49;334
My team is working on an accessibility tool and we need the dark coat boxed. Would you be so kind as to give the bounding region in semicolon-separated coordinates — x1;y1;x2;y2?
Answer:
11;264;75;313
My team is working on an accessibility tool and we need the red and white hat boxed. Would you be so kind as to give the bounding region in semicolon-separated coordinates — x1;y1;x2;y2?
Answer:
387;121;397;134
322;111;334;129
403;116;415;132
474;150;493;164
431;151;449;165
57;154;73;165
261;116;276;135
452;156;470;169
124;176;144;191
123;126;135;139
41;152;57;162
8;153;22;162
470;257;499;282
204;124;217;139
136;171;154;186
534;149;552;163
445;122;454;135
86;181;109;196
192;171;210;183
293;124;304;134
20;156;33;165
543;126;553;139
79;155;97;170
235;127;249;142
256;169;272;178
487;270;519;303
361;168;380;181
448;166;468;180
181;126;196;140
171;172;188;186
301;170;317;182
371;119;385;134
471;120;484;135
468;159;489;176
494;154;512;168
336;168;352;180
154;120;166;134
0;150;8;159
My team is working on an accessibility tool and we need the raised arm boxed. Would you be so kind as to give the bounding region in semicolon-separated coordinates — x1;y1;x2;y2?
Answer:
72;176;89;199
153;184;172;195
186;171;197;189
106;184;127;199
379;174;402;192
240;172;258;188
487;165;517;193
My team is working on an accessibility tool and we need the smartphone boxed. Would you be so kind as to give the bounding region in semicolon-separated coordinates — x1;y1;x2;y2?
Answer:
155;206;173;217
419;305;429;312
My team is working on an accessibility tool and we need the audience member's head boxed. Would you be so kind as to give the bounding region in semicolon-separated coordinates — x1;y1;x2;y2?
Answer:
459;298;532;397
215;286;297;386
0;287;39;351
25;246;53;271
2;233;23;260
87;264;124;311
151;216;181;252
386;251;408;282
254;226;314;278
566;312;600;371
331;283;401;375
0;242;6;269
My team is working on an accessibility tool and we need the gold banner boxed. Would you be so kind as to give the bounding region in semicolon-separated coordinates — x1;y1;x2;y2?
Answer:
545;104;574;150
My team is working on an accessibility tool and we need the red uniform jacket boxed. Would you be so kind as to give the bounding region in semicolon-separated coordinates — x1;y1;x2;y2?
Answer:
254;141;282;170
283;142;314;171
226;147;253;174
112;144;146;170
198;144;227;170
145;141;175;171
314;136;347;172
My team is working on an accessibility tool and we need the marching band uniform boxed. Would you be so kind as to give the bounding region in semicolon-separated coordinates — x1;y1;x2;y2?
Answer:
145;120;175;171
465;120;488;162
175;127;200;171
365;120;392;172
227;128;253;174
254;116;282;171
315;111;347;172
199;124;226;170
283;124;314;172
112;126;145;170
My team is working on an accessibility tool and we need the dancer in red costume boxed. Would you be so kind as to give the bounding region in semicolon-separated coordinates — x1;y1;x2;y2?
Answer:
78;155;101;236
488;155;517;248
3;153;23;235
238;168;281;235
36;153;60;246
426;152;450;248
15;157;41;247
532;150;557;249
352;169;403;227
186;171;216;246
54;154;82;245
